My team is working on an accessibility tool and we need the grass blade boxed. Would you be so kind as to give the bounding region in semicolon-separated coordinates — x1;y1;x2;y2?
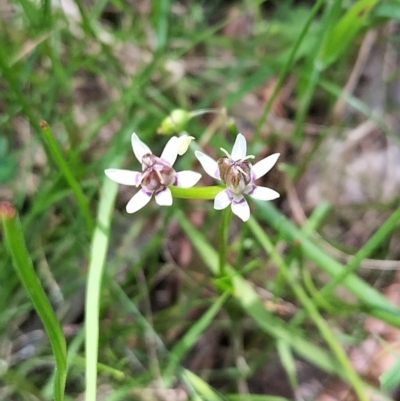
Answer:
165;292;229;383
254;200;400;326
40;120;95;232
175;210;340;375
318;205;400;298
254;0;325;141
0;202;67;401
247;216;369;401
318;0;379;68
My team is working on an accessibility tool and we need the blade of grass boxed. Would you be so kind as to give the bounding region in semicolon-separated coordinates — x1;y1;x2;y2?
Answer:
40;121;95;233
0;47;43;134
152;0;170;51
276;339;297;392
227;394;291;401
319;78;399;144
164;292;229;385
254;0;325;141
183;370;226;401
254;200;400;326
316;204;400;300
175;209;340;375
318;0;379;68
293;0;344;142
0;202;67;401
247;216;369;401
107;276;227;400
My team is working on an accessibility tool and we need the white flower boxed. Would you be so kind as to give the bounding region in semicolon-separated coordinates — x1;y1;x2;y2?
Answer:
195;133;280;221
105;133;202;213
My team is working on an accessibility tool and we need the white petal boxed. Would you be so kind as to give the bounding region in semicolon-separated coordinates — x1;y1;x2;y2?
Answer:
214;189;232;210
131;133;152;162
246;185;280;201
251;153;280;180
126;189;152;213
160;136;179;166
104;169;141;186
155;187;173;206
177;134;195;156
174;171;202;188
231;133;247;160
195;151;220;180
231;197;250;221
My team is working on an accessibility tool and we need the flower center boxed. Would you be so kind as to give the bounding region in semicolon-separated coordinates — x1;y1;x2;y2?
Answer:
217;157;252;195
140;153;175;191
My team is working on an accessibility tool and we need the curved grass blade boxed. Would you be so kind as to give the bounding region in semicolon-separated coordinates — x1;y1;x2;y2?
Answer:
0;202;67;401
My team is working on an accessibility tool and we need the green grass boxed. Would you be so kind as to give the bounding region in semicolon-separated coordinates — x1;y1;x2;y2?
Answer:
1;1;400;400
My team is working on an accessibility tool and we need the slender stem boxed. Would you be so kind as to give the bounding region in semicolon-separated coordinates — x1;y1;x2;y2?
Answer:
169;185;224;200
218;207;232;276
85;176;119;401
0;202;67;401
189;108;226;118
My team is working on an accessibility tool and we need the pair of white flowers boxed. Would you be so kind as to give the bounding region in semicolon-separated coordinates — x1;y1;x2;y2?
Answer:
105;133;280;222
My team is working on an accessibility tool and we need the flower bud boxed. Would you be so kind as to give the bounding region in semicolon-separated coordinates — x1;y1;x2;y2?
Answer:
157;109;191;134
176;134;195;155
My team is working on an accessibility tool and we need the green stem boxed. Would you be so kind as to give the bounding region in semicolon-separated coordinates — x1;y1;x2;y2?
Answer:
85;175;119;401
189;108;226;118
218;207;232;276
169;185;224;200
0;202;67;401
